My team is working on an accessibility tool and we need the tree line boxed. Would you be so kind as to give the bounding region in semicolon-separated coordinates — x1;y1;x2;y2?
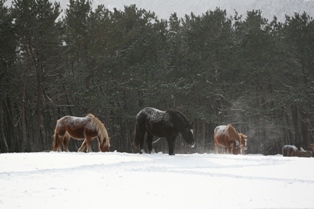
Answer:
1;0;314;154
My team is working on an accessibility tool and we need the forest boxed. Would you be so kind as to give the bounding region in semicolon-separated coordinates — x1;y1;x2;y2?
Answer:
1;0;314;154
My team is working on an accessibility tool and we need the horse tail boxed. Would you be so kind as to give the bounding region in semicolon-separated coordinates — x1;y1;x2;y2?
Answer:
133;123;140;148
52;128;59;151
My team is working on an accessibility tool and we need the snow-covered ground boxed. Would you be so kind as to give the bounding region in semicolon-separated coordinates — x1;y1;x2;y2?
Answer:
0;152;313;209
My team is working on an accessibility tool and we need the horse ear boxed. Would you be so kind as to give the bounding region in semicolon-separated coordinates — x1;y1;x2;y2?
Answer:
240;133;248;139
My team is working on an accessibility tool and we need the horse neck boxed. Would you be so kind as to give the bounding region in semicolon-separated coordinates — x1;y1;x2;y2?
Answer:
227;125;240;140
90;116;106;138
171;111;188;133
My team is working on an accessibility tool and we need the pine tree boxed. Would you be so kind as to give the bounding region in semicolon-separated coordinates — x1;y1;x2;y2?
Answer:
12;0;62;151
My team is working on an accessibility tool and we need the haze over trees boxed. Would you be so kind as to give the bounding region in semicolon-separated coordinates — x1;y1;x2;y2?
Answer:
1;0;314;154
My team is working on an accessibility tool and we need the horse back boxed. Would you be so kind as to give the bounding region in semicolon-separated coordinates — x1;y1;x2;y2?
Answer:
214;125;228;137
136;107;180;139
56;116;97;139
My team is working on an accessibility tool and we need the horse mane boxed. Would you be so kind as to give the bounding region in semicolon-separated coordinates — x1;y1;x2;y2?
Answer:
166;109;192;134
87;114;110;147
169;110;189;124
226;124;240;140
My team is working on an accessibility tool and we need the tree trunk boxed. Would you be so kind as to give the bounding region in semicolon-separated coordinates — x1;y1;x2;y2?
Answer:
0;100;9;153
197;119;206;153
35;66;43;151
5;97;18;152
291;105;300;146
20;65;28;152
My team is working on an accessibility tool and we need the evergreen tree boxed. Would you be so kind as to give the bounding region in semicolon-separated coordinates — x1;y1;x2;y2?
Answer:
12;0;62;151
282;12;314;148
0;0;17;152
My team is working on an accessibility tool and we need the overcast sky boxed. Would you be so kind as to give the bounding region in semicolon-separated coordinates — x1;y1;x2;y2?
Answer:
5;0;314;22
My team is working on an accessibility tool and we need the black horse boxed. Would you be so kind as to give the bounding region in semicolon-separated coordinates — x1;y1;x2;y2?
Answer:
133;107;195;155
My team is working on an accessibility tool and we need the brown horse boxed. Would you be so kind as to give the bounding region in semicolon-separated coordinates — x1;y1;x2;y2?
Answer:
282;145;298;157
52;114;110;152
214;124;248;154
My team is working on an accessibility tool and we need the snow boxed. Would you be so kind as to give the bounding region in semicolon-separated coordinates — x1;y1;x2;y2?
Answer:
1;152;313;209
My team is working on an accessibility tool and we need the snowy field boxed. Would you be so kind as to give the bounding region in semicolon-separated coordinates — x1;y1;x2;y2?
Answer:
1;152;314;209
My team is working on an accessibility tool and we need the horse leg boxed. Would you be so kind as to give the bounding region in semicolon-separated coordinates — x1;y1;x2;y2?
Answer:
231;142;237;154
214;144;218;154
85;137;93;153
226;144;231;154
214;139;219;154
138;131;145;154
97;138;102;152
146;133;154;154
134;123;146;154
230;140;237;154
53;131;65;152
62;133;70;152
78;139;87;152
166;138;175;155
282;148;287;156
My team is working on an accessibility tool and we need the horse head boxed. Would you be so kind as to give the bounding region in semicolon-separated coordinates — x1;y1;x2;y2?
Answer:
239;133;248;150
176;111;195;148
99;145;110;152
88;114;110;152
97;131;110;152
99;137;110;152
180;118;195;148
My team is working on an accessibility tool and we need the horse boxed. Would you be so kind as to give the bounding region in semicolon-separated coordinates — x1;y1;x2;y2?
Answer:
298;147;312;158
282;145;298;157
133;107;195;155
52;114;110;152
214;124;248;154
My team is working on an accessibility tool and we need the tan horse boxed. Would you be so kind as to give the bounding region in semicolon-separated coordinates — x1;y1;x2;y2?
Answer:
52;114;110;152
214;124;248;154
